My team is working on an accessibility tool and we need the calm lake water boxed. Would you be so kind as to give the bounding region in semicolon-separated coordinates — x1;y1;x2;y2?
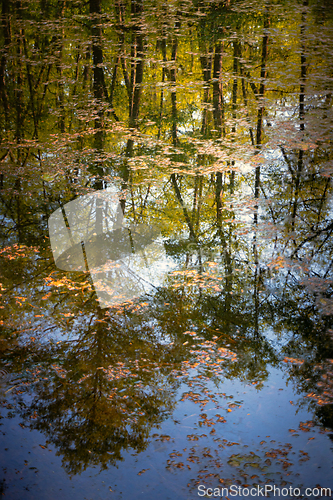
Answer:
1;0;333;498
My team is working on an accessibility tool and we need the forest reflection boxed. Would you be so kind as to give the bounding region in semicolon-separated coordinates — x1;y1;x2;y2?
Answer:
1;0;333;493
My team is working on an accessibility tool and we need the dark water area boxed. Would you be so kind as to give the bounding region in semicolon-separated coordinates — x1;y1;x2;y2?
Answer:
1;0;333;498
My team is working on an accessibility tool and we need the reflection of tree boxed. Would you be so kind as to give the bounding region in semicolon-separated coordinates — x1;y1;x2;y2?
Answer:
16;313;180;475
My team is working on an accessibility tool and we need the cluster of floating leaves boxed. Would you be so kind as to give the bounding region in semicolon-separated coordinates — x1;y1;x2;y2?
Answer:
163;425;332;493
307;358;333;406
282;357;305;366
0;244;39;260
169;268;224;294
283;355;333;407
182;334;238;378
44;274;93;292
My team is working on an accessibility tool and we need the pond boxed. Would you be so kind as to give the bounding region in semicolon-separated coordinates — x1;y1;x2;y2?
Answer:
1;0;333;498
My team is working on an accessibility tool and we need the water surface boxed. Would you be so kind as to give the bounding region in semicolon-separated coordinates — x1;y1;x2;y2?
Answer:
1;0;333;498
